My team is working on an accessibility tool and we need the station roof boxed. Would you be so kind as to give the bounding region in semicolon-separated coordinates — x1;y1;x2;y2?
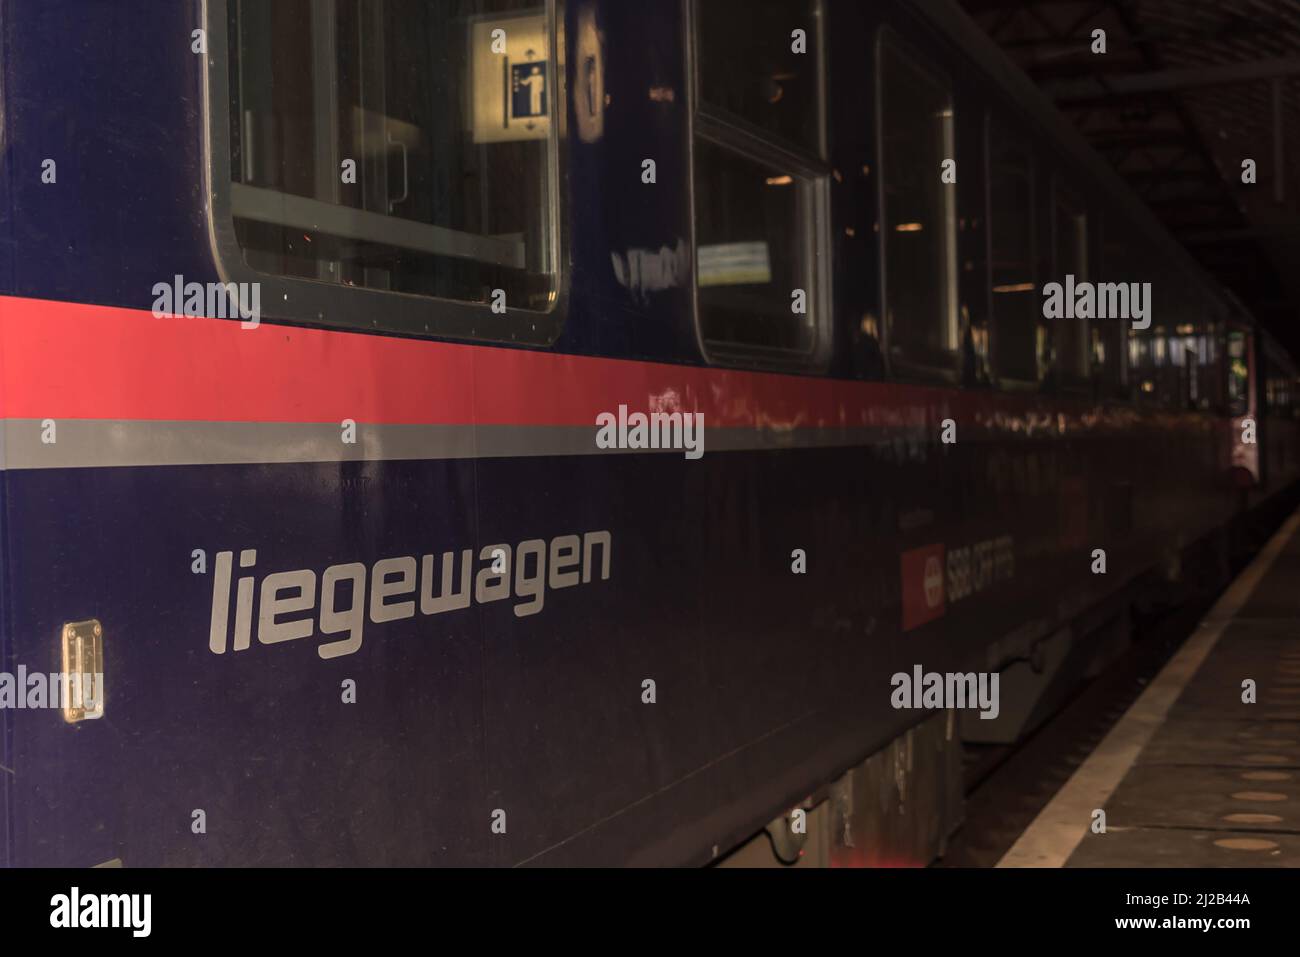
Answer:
960;0;1300;358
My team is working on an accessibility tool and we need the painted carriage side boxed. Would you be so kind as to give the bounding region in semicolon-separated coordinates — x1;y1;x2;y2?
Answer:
0;296;1255;866
0;0;1293;867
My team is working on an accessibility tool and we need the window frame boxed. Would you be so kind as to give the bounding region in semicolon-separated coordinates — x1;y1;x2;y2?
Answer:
1225;328;1251;418
874;26;959;385
983;110;1042;392
1096;212;1132;403
685;0;833;371
1050;174;1091;390
201;0;567;344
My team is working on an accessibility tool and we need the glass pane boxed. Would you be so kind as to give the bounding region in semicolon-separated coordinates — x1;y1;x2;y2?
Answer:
695;139;814;353
229;0;555;311
1227;331;1249;415
880;39;956;370
1130;330;1156;404
696;0;822;156
989;134;1039;382
1053;187;1088;381
1098;232;1129;398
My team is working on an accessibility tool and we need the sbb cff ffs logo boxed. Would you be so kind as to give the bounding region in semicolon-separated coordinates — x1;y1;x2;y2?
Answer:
923;555;944;609
900;537;1015;631
901;544;946;631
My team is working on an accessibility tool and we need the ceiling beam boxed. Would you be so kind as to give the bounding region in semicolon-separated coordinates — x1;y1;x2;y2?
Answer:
1047;57;1300;102
1093;130;1200;148
1180;224;1300;244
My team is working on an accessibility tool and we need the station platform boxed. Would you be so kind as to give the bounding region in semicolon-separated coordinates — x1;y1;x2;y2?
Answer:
1000;508;1300;867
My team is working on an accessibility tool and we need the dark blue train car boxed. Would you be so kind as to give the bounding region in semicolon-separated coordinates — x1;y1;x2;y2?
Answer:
0;0;1293;867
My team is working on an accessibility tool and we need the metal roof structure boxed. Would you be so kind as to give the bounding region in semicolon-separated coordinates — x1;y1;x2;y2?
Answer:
959;0;1300;356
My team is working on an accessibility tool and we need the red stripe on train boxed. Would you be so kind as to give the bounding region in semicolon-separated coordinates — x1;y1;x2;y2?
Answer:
0;295;1037;427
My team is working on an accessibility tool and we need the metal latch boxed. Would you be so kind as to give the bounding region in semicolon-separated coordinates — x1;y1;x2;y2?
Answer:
61;619;104;723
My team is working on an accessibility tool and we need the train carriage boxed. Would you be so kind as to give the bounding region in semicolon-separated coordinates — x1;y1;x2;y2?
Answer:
0;0;1294;868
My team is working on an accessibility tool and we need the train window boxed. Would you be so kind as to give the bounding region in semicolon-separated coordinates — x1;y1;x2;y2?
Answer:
1130;329;1156;403
878;33;957;375
1179;336;1199;410
694;141;819;352
1155;327;1181;408
1158;283;1197;409
696;0;824;158
1052;182;1089;384
987;124;1040;384
1201;327;1223;411
1097;223;1130;400
691;1;830;361
215;0;559;333
1227;331;1250;416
